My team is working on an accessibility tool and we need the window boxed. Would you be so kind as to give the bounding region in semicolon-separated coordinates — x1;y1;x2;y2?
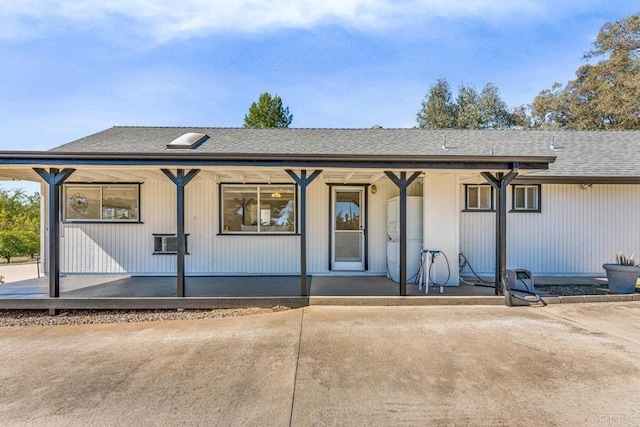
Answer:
512;185;541;212
464;184;494;211
221;184;296;233
64;183;140;222
153;234;189;254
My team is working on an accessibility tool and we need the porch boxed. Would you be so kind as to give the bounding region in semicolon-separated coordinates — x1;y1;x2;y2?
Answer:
0;275;505;309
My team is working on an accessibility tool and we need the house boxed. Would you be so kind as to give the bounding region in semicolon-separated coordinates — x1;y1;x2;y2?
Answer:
0;127;638;304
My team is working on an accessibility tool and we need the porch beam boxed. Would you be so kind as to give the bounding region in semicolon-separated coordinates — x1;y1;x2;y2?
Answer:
0;152;555;168
221;170;244;182
62;170;118;183
385;171;421;296
65;168;139;182
343;171;355;184
125;170;165;182
0;170;39;181
481;164;519;295
33;168;75;298
196;170;217;182
369;172;386;183
162;168;200;297
88;169;133;181
286;169;323;297
253;170;270;182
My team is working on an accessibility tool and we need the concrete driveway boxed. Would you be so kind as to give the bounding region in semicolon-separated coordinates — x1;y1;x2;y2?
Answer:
0;263;40;283
1;303;640;426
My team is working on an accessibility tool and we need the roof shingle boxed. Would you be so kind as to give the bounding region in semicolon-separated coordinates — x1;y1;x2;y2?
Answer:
50;127;640;178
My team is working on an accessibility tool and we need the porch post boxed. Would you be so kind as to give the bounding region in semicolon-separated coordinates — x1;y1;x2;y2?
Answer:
34;168;75;298
286;169;322;297
481;165;518;295
385;171;421;296
162;169;200;297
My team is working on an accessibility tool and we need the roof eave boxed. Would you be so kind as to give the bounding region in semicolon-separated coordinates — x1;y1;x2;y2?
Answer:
514;175;640;184
0;151;554;170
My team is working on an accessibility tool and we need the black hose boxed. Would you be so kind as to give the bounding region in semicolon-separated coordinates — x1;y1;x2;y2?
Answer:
386;249;422;284
511;278;540;297
459;252;494;287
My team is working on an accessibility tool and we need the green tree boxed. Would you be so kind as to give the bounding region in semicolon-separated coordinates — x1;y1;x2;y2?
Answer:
0;189;41;262
510;105;534;129
243;92;293;128
417;79;515;129
477;83;514;129
0;230;38;263
20;230;39;257
0;189;40;234
416;79;456;129
532;13;640;130
455;85;481;129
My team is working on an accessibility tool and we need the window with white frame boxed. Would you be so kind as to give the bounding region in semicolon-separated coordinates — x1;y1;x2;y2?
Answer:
221;184;296;233
512;185;541;211
64;183;140;222
465;184;494;211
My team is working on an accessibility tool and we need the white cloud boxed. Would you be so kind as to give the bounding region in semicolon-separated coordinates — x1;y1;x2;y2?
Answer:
0;0;550;42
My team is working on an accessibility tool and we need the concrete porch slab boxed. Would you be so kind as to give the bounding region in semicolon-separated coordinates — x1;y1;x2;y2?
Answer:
0;272;634;309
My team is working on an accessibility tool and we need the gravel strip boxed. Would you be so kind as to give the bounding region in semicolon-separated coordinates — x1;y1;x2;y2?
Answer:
535;284;615;296
0;306;291;327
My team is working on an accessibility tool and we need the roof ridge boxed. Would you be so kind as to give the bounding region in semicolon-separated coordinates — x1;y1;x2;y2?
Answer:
107;126;640;133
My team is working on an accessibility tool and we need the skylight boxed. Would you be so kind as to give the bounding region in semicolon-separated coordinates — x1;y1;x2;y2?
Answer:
166;132;209;149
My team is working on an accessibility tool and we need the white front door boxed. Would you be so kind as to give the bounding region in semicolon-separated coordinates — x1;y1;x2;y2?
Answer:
331;187;365;271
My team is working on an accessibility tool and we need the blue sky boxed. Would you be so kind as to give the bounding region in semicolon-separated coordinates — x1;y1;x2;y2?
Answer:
0;1;638;193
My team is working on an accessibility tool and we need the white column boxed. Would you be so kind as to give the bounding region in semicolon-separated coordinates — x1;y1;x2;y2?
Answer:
422;173;460;286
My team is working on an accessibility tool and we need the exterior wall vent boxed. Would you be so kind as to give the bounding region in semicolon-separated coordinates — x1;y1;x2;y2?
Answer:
166;132;209;149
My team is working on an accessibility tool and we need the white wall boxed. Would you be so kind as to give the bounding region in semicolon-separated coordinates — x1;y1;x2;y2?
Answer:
460;184;640;276
423;174;460;286
46;173;640;279
45;173;412;276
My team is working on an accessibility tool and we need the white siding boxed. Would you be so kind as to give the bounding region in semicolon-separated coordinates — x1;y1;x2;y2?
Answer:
305;177;407;274
364;178;404;274
461;184;640;275
49;173;407;276
49;175;640;278
187;179;300;274
60;180;177;274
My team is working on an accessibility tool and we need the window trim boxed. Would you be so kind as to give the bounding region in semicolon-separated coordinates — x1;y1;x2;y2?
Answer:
462;184;495;212
511;184;542;213
63;182;142;223
152;233;190;255
218;182;299;235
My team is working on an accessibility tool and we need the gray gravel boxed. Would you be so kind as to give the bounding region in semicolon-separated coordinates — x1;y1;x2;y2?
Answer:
0;306;291;327
536;284;616;296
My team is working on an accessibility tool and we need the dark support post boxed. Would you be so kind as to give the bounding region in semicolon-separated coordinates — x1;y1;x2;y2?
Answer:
385;171;421;296
286;169;322;297
34;168;75;299
481;164;519;295
162;169;200;297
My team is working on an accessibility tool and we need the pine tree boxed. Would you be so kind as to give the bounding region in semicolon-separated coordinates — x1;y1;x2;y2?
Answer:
243;92;293;128
417;79;514;129
416;79;456;129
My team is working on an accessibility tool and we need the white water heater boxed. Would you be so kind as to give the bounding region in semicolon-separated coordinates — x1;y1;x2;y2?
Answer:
387;196;423;283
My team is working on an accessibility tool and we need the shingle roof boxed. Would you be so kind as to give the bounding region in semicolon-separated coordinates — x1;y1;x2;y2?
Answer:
49;127;640;178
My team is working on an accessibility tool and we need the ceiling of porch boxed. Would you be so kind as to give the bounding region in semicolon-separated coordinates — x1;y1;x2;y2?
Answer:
0;165;537;188
0;166;401;186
